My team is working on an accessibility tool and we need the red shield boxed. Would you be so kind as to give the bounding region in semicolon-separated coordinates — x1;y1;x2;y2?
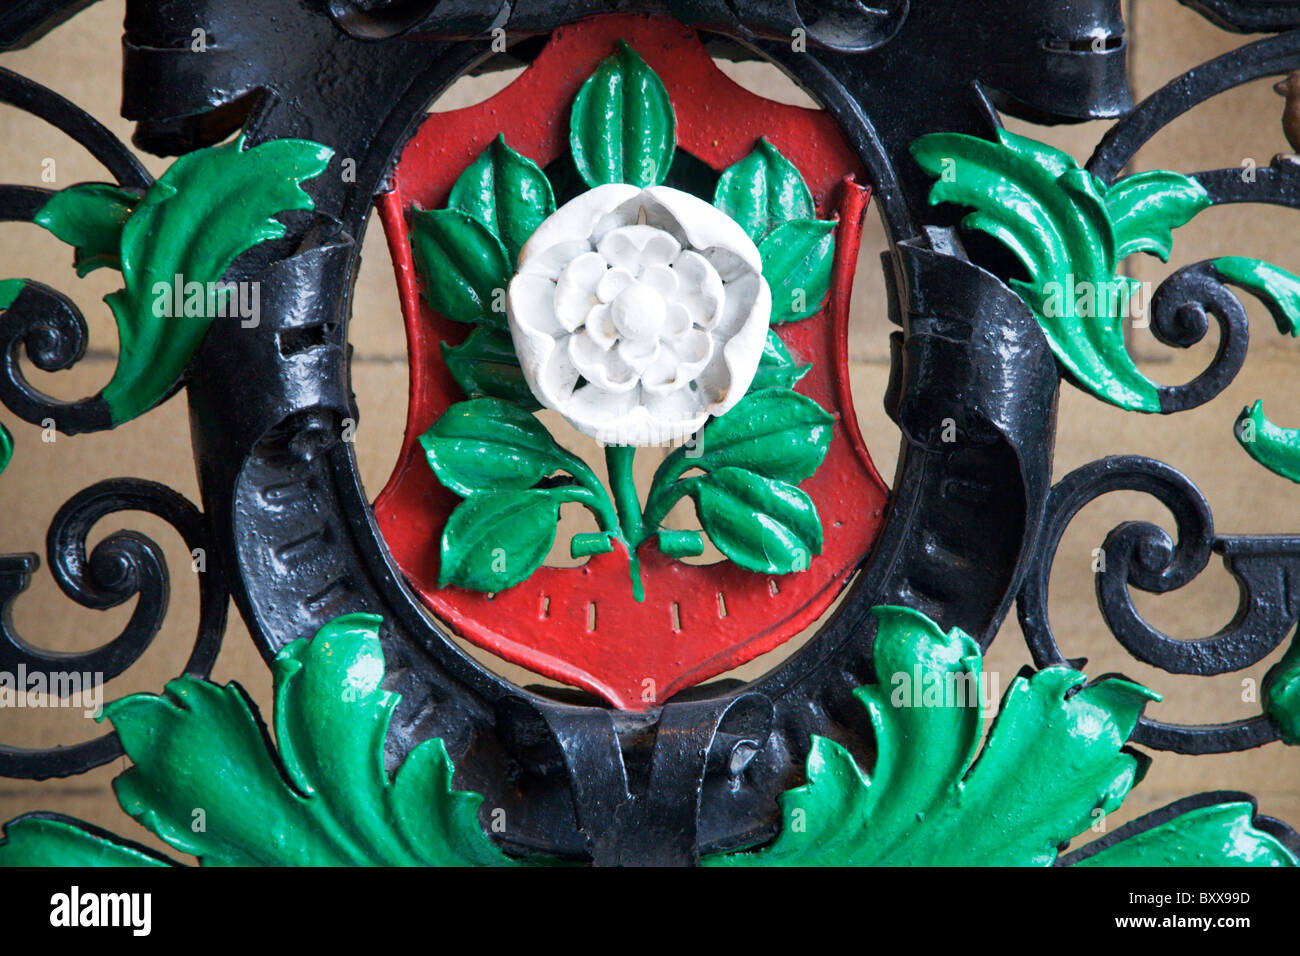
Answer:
373;14;888;709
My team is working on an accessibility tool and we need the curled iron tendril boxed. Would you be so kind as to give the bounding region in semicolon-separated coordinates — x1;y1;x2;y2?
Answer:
0;478;228;780
1018;456;1298;754
0;67;151;435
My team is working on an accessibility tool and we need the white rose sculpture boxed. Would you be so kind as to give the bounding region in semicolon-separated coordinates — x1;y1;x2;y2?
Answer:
506;183;771;445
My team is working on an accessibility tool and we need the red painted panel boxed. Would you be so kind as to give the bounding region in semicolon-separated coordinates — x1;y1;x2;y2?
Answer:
373;14;889;709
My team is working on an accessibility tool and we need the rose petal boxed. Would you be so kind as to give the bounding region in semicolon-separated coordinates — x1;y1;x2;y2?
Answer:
564;385;641;443
642;186;763;276
663;301;692;339
698;277;771;416
569;330;639;393
518;183;640;268
555;251;606;328
585;302;618;349
596;266;637;303
642;387;709;442
639;263;679;299
670;250;724;327
506;273;563;337
518;238;594;281
597;224;681;272
641;330;713;395
616;336;660;376
711;272;762;338
510;326;579;413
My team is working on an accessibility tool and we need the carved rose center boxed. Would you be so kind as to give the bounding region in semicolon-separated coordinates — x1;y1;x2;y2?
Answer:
611;282;667;343
507;183;771;445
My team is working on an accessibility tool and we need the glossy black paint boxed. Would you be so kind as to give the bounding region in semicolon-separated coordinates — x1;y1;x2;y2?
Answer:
0;0;1297;864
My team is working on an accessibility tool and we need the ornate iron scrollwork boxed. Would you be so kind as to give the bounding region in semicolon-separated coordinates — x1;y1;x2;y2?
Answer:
0;0;1298;867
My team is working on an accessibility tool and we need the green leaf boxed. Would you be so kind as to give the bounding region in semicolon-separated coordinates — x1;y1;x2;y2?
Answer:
760;218;836;323
910;128;1215;413
696;388;833;483
688;466;822;573
1;614;522;867
0;816;173;867
1235;400;1300;483
410;207;511;327
0;278;24;311
439;490;559;590
1214;256;1300;337
1074;802;1298;867
99;135;333;424
448;135;555;264
1265;637;1300;745
440;326;540;409
419;398;569;497
0;421;11;477
749;329;811;392
707;605;1165;867
569;40;675;188
34;183;139;276
1103;170;1210;262
713;138;815;243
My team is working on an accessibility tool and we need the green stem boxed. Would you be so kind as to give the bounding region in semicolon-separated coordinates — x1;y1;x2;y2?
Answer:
559;461;620;534
642;445;697;531
643;478;694;531
605;444;646;601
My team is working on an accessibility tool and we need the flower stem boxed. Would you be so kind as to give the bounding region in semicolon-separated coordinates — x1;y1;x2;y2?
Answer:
605;444;646;601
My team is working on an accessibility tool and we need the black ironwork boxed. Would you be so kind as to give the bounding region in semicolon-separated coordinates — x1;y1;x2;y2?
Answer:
0;0;1297;864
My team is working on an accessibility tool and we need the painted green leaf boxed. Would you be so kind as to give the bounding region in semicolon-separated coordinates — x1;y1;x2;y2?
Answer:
760;218;836;323
749;329;811;392
1264;629;1300;745
0;614;518;866
707;604;1298;867
688;466;822;573
911;128;1215;413
0;816;173;867
410;207;511;327
713;138;815;243
569;40;675;188
1214;256;1300;337
0;422;11;476
440;326;540;410
34;182;140;276
0;278;22;311
93;135;333;425
1103;170;1211;262
1235;400;1300;483
1073;802;1298;866
695;388;833;483
448;134;555;264
439;490;559;590
419;398;569;497
708;605;1160;866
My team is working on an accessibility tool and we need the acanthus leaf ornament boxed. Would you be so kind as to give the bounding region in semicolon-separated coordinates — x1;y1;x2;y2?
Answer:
7;607;1290;868
0;614;520;867
914;127;1300;485
709;607;1298;867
